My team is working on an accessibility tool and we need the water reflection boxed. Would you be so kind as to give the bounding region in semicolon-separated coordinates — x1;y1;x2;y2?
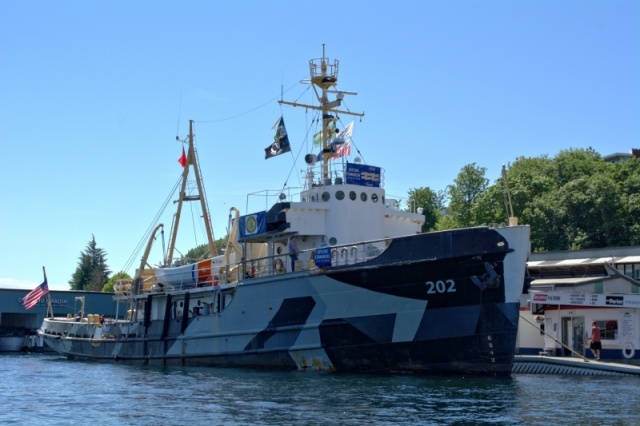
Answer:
1;355;638;426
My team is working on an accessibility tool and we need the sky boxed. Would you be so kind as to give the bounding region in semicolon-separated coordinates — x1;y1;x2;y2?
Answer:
1;0;638;291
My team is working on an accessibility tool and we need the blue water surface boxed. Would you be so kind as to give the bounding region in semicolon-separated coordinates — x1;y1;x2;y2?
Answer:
1;354;638;425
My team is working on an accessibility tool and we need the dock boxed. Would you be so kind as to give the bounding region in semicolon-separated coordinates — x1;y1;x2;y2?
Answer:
513;355;640;376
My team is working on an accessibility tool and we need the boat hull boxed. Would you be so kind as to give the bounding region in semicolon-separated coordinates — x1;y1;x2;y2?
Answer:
40;226;529;376
0;336;25;352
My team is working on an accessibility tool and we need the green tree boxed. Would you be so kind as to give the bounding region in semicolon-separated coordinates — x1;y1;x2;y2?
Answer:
215;236;227;254
471;184;508;226
553;147;606;187
406;187;443;232
183;237;227;263
559;175;626;249
103;271;131;293
69;235;111;291
612;157;640;245
497;156;563;250
491;149;636;251
409;147;637;251
446;163;489;228
184;244;210;263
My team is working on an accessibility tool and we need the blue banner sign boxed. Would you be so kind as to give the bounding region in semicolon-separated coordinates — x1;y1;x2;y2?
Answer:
345;163;381;187
239;211;267;238
315;247;332;267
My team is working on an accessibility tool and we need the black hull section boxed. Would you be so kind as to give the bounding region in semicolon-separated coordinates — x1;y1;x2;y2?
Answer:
319;302;519;376
324;227;513;308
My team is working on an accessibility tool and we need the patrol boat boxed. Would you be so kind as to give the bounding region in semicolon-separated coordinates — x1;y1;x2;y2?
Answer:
40;50;531;375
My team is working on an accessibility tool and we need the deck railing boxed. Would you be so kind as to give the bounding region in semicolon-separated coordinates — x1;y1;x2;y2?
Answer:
114;237;392;297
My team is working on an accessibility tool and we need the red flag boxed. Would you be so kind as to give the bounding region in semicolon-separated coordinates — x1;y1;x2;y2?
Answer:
178;147;187;167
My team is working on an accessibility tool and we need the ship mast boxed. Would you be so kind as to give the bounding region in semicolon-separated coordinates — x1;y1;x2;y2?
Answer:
501;164;518;226
279;45;364;180
166;120;217;265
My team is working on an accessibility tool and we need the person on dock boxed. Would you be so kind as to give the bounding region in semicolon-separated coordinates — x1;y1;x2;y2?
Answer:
588;321;602;360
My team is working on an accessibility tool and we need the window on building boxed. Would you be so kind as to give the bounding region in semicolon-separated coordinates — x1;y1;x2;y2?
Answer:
595;320;618;340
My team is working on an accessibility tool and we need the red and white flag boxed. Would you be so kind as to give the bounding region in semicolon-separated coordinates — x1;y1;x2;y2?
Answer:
331;121;354;159
23;280;49;310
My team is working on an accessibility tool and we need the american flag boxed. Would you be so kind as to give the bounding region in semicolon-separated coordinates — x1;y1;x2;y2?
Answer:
332;140;351;158
23;280;49;310
331;121;354;160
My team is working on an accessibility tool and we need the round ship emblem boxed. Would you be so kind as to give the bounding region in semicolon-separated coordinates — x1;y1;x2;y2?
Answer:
246;215;257;234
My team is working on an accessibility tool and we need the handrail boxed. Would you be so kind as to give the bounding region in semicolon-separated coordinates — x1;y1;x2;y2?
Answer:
120;236;393;295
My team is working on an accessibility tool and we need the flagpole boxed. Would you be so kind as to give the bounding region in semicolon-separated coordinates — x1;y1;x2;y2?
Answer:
43;266;53;319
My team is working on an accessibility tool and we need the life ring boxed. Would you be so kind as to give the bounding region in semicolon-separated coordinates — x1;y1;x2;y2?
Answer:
622;342;635;359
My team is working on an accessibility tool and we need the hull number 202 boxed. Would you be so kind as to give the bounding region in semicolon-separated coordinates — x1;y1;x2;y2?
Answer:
425;279;456;294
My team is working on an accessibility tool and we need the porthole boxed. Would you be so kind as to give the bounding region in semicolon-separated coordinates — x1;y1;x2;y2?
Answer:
349;191;356;200
322;192;330;201
360;192;368;202
336;190;345;200
329;237;337;246
372;193;379;203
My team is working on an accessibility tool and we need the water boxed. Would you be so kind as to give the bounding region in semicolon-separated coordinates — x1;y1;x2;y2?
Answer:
1;354;639;425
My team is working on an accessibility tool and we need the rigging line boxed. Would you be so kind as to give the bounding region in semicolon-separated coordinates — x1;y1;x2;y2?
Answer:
519;314;590;362
176;92;182;137
306;108;318;152
195;78;305;124
123;180;175;271
281;116;315;191
352;142;366;164
291;83;312;104
339;98;361;118
121;176;182;274
189;192;199;253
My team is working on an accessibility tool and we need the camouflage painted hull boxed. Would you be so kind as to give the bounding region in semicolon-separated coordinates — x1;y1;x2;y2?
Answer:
40;226;529;376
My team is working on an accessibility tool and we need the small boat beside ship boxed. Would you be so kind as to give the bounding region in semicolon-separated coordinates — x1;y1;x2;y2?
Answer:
39;49;531;376
0;334;25;352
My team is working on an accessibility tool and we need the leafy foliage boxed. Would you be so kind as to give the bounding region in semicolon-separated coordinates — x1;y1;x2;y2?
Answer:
183;237;227;263
423;148;639;252
445;163;489;228
103;271;131;293
69;235;111;291
406;187;444;232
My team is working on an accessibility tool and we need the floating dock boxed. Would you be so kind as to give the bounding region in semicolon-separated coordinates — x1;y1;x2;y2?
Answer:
513;355;640;376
